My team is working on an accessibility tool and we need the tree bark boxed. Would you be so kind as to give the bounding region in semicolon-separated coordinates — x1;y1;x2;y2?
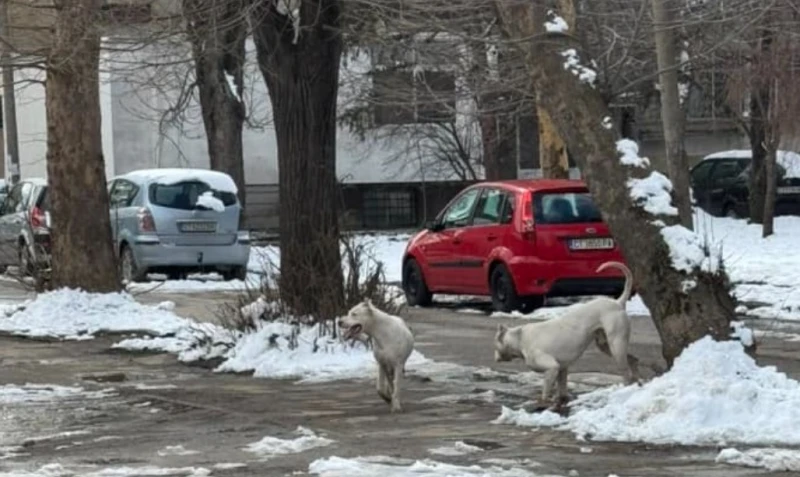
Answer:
651;0;692;230
45;0;120;292
538;108;569;179
184;0;248;221
496;0;739;366
250;0;344;319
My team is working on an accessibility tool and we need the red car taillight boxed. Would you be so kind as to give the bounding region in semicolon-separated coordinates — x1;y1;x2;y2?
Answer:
30;206;46;229
137;207;156;233
520;194;535;240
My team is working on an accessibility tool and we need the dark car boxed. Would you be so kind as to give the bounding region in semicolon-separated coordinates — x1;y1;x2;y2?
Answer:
690;150;800;218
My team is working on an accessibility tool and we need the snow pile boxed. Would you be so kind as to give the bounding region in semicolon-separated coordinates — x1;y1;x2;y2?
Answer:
428;441;484;457
215;320;430;383
560;49;597;86
660;224;720;273
494;337;800;445
628;172;679;216
0;290;193;340
309;456;542;477
243;427;333;460
194;191;225;212
716;448;800;471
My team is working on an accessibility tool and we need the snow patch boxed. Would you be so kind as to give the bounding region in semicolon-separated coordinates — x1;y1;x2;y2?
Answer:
716;448;800;472
544;11;569;33
560;49;597;86
195;191;226;212
601;116;613;130
0;384;113;404
223;71;241;102
628;172;678;216
493;337;800;445
309;456;542;477
660;225;720;273
243;427;333;460
730;321;755;347
157;445;199;457
617;139;650;168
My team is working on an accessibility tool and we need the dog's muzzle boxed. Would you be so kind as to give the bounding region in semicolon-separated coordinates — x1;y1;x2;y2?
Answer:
341;323;363;340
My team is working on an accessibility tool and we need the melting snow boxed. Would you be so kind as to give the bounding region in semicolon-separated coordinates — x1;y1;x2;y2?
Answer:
716;448;800;471
428;441;484;456
494;337;800;445
224;71;241;102
309;456;544;477
243;427;333;460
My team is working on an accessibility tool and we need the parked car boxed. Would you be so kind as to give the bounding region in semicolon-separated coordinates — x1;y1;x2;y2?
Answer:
401;179;628;313
690;150;800;218
0;178;51;275
108;169;250;283
0;179;8;206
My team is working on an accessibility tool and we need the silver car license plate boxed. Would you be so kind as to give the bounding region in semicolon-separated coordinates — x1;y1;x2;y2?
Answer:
777;186;800;195
569;237;615;250
179;221;217;233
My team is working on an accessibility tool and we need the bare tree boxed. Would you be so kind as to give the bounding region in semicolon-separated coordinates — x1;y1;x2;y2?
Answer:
495;0;740;365
249;0;345;318
183;0;249;216
651;0;692;229
46;0;119;291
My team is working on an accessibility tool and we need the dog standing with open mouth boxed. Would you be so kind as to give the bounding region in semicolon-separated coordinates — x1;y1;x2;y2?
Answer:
339;300;414;413
493;261;641;408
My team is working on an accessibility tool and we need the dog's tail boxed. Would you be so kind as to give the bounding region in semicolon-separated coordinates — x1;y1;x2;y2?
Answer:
596;261;633;307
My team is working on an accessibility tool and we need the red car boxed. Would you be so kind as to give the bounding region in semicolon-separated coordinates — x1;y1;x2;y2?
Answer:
402;179;629;312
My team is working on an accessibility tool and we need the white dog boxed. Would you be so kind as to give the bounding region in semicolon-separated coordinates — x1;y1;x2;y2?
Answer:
339;300;414;413
494;261;640;406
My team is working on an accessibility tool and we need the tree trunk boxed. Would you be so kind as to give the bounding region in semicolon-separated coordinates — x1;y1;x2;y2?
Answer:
538;108;569;179
496;0;739;366
184;0;248;222
651;0;692;230
45;0;120;292
763;146;776;237
479;92;518;180
250;0;344;319
748;90;768;224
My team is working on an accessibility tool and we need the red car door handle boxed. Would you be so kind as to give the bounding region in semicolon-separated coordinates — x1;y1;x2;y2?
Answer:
453;238;462;244
487;235;498;241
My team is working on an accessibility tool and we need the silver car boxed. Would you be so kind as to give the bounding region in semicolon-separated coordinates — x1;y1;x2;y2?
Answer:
0;178;51;275
108;169;250;282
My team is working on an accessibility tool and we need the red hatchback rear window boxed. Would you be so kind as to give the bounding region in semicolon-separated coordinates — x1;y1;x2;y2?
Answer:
533;191;603;224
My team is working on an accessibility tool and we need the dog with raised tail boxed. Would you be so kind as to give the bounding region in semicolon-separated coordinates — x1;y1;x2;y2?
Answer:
493;261;641;407
339;300;414;413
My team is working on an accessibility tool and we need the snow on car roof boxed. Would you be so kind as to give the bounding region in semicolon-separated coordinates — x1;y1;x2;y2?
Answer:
118;168;238;193
703;150;800;179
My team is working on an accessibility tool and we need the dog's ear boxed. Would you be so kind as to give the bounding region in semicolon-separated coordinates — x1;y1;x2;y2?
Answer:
496;324;508;339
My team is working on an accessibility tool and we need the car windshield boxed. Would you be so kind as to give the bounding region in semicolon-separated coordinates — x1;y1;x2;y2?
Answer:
148;181;237;210
534;191;603;224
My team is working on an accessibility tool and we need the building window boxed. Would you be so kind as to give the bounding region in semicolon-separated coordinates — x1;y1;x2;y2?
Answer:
372;69;456;126
362;188;418;229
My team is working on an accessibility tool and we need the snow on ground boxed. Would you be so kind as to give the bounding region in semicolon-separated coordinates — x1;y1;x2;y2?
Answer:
716;447;800;472
0;384;113;404
494;337;800;446
308;456;551;477
243;427;333;460
428;441;484;457
0;464;212;477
